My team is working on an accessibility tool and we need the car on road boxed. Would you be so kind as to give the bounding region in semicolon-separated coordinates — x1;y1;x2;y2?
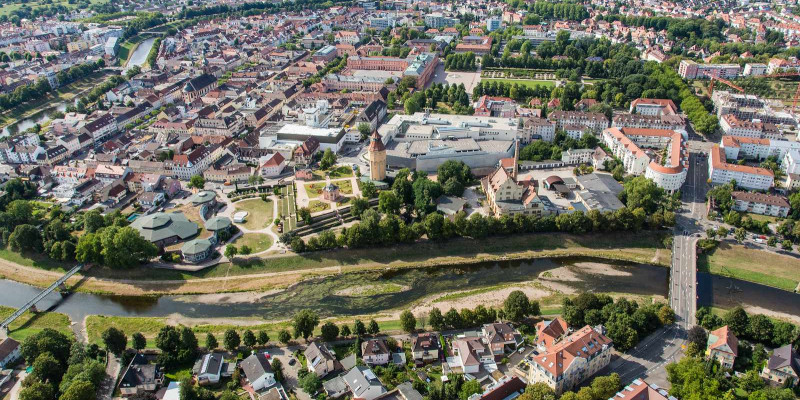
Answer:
288;358;296;366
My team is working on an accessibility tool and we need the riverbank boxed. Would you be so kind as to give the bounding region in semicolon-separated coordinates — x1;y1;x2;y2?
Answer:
0;306;72;342
697;242;800;292
0;231;670;296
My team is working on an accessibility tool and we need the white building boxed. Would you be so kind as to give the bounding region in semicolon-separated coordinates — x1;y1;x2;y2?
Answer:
522;117;556;143
602;127;688;191
709;145;774;190
259;152;286;178
783;149;800;175
731;191;790;218
720;135;800;162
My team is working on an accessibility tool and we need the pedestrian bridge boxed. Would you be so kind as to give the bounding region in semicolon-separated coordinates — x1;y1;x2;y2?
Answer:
0;264;84;333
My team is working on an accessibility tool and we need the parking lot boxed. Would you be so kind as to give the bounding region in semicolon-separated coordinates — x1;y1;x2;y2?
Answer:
517;167;584;211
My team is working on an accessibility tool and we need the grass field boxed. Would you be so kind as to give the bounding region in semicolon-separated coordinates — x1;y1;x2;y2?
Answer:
312;166;353;180
483;78;556;88
308;199;331;213
0;0;106;17
234;198;274;231
698;242;800;291
304;179;353;198
0;306;72;341
233;233;273;254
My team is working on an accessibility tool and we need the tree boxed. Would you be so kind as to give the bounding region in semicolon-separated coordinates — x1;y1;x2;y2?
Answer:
271;358;284;383
21;328;72;364
687;325;708;356
243;330;257;348
350;197;370;218
504;290;533;322
257;331;270;346
353;319;366;337
8;224;43;252
299;372;321;394
205;333;218;350
292;310;320;341
340;325;351;337
723;306;749;336
278;330;291;344
132;332;146;351
239;245;252;255
59;380;96;400
781;240;793;251
189;175;205;190
223;329;240;352
360;180;377;199
102;327;128;356
378;191;402;214
297;208;312;225
19;381;55;400
368;319;380;335
31;352;64;384
518;383;557;400
658;305;676;325
320;148;337;170
619;176;665;213
358;123;372;140
429;308;445;331
400;310;417;333
320;322;340;342
734;227;746;243
459;380;482;400
404;96;421;115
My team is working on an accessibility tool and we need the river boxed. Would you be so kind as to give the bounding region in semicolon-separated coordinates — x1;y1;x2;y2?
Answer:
124;37;156;73
0;257;796;324
1;103;68;137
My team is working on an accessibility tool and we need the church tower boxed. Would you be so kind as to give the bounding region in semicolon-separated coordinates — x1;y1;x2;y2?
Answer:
368;130;386;181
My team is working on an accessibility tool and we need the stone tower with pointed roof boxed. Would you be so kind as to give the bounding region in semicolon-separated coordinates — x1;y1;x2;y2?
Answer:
368;131;386;181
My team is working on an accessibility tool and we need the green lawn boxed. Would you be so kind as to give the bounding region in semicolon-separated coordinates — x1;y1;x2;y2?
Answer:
312;166;353;180
698;242;800;291
232;233;273;254
745;213;779;224
304;179;353;198
233;198;274;231
0;249;69;272
0;306;73;342
308;200;331;213
483;78;556;88
0;0;107;16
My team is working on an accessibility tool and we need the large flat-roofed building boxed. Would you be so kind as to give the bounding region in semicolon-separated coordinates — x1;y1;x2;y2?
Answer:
709;145;774;190
712;91;797;127
574;172;625;212
378;112;522;143
272;124;351;153
678;59;741;79
602;127;688;191
386;137;515;172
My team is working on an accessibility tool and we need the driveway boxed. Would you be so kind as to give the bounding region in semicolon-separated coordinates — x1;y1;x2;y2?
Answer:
268;347;311;400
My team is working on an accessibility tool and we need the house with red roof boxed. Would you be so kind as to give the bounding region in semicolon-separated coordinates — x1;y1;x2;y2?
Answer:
706;325;738;369
527;325;613;394
259;152;286;178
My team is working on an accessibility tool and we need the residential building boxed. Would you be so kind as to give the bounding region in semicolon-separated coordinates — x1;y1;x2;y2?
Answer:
305;342;343;378
548;111;609;136
783;150;800;175
486;17;502;32
241;352;276;392
411;333;440;366
425;13;458;28
629;99;678;116
534;318;569;353
706;326;738;369
602;127;687;191
0;338;20;369
521;117;557;143
452;337;492;374
468;376;526;400
720;115;780;139
731;191;790;218
709;145;774;191
343;366;387;400
760;344;799;387
260;152;286;178
481;166;548;217
609;378;675;400
474;96;516;118
293;137;320;164
193;353;225;385
81;113;118;145
720;135;800;162
118;354;164;397
528;325;613;395
362;339;391;366
481;323;521;356
678;59;741;79
612;114;685;131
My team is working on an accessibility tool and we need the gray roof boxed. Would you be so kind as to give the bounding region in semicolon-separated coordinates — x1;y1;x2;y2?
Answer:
181;238;213;255
193;353;224;376
343;366;385;398
131;212;199;243
191;190;217;205
204;216;231;231
396;382;424;400
767;344;799;374
435;195;466;215
241;353;272;383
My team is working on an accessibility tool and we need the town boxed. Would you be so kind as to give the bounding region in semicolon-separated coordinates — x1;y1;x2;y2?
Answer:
0;0;797;399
